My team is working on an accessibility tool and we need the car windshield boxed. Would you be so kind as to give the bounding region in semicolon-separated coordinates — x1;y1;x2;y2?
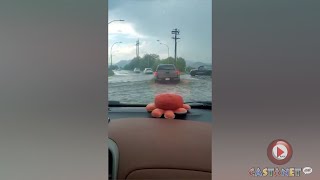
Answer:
108;0;212;105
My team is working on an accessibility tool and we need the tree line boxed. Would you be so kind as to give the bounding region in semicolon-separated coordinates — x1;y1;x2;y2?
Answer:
110;54;188;72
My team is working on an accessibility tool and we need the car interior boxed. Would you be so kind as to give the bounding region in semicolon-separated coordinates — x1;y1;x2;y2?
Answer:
108;103;212;179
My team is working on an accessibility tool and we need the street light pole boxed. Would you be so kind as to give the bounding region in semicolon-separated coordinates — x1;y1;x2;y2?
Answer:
110;42;122;67
157;40;169;59
108;19;124;68
108;19;125;24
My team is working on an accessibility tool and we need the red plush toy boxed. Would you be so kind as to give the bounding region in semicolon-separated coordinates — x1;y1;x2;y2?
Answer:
146;93;191;119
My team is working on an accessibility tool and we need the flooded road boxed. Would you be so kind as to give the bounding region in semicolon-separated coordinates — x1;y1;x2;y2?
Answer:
108;70;212;104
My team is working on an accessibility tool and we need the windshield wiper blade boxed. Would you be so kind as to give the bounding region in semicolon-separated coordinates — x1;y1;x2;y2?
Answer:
184;101;212;109
108;101;212;109
109;101;121;105
108;101;147;107
185;101;212;105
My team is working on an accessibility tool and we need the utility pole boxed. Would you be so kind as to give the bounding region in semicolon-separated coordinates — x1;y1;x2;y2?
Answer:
136;39;140;58
171;28;180;66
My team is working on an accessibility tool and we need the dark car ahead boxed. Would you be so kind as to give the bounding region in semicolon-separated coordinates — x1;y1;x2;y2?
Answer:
190;65;212;76
154;64;180;83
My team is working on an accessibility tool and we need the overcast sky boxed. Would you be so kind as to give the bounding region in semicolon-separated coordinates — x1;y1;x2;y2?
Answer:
108;0;212;64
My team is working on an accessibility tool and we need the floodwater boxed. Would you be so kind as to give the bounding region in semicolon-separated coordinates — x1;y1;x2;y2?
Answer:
108;70;212;104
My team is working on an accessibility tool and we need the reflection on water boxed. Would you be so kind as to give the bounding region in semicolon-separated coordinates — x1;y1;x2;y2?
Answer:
108;70;212;104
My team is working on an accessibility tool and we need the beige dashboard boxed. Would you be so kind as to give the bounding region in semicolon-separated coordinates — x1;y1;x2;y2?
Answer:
108;118;212;179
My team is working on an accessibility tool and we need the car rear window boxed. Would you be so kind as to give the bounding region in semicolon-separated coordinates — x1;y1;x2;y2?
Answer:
157;65;175;70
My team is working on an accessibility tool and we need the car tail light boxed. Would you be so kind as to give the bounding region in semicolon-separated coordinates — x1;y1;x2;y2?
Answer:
154;71;158;76
176;70;180;75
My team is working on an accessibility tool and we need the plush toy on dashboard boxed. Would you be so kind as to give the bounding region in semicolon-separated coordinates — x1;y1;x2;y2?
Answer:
146;93;191;119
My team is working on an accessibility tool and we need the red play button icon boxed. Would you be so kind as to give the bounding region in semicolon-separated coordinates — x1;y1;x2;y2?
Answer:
267;139;293;165
277;147;284;157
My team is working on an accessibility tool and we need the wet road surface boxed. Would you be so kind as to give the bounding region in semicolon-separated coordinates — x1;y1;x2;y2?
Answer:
108;70;212;104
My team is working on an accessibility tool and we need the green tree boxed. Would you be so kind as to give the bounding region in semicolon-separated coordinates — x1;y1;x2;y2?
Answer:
123;54;186;72
185;66;195;73
151;59;161;71
109;65;119;70
123;64;131;70
176;57;186;72
124;54;160;71
108;69;114;76
123;56;140;70
140;54;160;70
161;57;175;64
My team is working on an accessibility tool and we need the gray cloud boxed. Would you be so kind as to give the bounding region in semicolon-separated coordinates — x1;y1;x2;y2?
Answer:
108;0;212;62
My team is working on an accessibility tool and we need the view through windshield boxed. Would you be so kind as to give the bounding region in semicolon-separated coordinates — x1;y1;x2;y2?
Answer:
108;0;212;104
